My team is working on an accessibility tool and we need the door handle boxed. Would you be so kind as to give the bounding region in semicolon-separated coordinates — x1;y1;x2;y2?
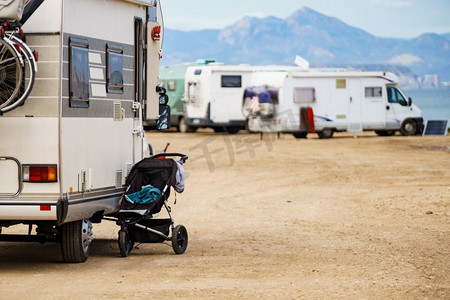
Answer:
386;106;390;110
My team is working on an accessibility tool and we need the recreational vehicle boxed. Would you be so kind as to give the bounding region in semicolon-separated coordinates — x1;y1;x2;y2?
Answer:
182;64;258;134
157;59;215;131
245;69;424;138
0;0;165;262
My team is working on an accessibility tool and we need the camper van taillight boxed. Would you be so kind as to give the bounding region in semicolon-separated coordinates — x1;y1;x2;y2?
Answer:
23;165;57;182
151;26;161;40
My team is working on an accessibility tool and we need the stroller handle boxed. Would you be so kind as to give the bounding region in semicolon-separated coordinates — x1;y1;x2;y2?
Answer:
150;153;188;163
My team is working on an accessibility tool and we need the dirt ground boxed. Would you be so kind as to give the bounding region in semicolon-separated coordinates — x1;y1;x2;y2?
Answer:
0;130;449;299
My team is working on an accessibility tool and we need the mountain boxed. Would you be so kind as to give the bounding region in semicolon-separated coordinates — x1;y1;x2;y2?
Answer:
162;7;450;87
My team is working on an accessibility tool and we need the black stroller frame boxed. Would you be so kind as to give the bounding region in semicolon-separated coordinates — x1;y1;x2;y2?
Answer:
104;153;188;257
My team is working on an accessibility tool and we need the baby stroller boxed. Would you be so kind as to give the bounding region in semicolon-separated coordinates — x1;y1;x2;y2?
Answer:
107;153;188;257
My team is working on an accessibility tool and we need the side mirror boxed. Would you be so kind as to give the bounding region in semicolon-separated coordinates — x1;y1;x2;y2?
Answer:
408;97;412;106
156;105;171;130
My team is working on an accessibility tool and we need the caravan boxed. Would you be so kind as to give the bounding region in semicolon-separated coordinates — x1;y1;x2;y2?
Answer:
245;69;424;138
0;0;165;262
182;64;258;134
158;59;215;131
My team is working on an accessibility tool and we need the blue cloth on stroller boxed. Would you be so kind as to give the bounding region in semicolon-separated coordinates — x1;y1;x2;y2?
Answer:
125;184;161;204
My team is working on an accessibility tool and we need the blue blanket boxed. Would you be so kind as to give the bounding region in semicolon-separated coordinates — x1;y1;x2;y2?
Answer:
125;184;161;204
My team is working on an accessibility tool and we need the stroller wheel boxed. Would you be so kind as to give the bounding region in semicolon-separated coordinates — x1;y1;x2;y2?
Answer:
118;229;135;257
171;225;188;255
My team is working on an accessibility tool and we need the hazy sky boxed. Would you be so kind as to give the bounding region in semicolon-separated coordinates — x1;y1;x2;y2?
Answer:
161;0;450;38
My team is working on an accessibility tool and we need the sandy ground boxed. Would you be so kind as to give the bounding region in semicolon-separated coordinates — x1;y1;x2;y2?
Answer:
0;130;449;299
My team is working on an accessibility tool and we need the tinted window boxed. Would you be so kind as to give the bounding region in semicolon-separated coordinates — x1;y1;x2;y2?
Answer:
221;75;241;88
69;38;89;108
107;44;124;93
387;87;407;106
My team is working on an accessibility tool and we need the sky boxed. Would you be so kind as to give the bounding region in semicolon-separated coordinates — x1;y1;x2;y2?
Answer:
160;0;450;38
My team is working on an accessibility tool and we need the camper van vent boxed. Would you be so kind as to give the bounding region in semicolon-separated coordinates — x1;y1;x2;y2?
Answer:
115;170;123;189
126;164;133;176
113;101;124;121
78;169;92;192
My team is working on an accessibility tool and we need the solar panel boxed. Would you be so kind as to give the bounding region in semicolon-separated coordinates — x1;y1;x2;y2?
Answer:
423;120;449;136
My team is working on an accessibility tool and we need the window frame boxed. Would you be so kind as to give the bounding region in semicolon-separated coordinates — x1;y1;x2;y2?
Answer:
221;75;242;88
365;87;383;98
106;43;124;94
336;79;346;89
293;87;316;104
167;80;176;91
69;37;90;108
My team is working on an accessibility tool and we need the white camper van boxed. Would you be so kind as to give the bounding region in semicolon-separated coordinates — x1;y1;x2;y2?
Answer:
245;69;424;138
182;64;257;134
0;0;165;262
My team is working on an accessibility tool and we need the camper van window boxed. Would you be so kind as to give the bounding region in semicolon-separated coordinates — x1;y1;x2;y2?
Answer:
69;38;89;108
387;87;407;106
221;75;242;88
107;44;124;94
194;69;202;75
148;2;157;22
336;79;346;89
168;80;176;91
365;87;382;98
294;87;315;103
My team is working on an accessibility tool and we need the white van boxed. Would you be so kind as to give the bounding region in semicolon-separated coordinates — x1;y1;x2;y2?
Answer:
0;0;164;262
245;69;424;138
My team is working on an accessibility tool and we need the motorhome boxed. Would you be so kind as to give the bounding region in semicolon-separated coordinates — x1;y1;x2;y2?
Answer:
245;69;424;138
158;59;215;131
0;0;165;262
182;64;260;134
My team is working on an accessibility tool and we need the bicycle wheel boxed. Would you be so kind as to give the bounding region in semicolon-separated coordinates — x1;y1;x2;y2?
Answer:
1;35;37;112
0;38;23;110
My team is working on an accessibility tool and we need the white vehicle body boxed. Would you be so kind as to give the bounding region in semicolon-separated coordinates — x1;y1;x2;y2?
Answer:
0;0;163;261
183;64;258;133
247;69;424;138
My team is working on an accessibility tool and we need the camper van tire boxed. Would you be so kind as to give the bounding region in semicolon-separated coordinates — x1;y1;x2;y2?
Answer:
292;132;308;139
179;117;197;133
375;130;395;136
317;128;335;139
60;219;93;263
400;119;418;136
226;127;240;134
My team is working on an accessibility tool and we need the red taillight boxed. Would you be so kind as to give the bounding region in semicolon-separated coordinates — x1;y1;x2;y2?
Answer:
40;205;51;211
23;165;57;182
151;25;161;41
